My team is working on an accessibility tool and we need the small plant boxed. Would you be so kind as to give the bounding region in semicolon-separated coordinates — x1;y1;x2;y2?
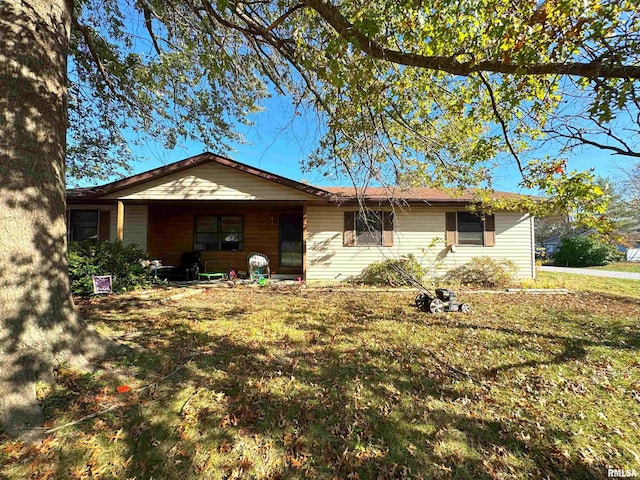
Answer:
444;256;517;288
356;254;426;286
553;235;622;267
68;240;150;296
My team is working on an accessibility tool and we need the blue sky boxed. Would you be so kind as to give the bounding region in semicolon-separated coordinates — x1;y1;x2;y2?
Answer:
75;3;629;194
123;93;624;194
131;94;330;187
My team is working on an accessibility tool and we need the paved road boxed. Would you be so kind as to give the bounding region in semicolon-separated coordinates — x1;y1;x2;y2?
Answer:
539;266;640;280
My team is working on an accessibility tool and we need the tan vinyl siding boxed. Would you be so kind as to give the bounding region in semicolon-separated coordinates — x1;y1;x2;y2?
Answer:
123;205;148;251
102;163;320;201
306;206;534;281
439;211;533;279
306;206;428;282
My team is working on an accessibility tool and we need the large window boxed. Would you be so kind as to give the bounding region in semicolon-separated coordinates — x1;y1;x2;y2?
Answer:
69;210;98;241
194;215;243;251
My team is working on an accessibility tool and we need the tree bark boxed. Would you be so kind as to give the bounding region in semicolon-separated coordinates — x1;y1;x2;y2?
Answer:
0;0;114;439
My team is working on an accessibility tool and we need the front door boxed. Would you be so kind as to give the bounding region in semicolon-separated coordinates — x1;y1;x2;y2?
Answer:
279;213;303;269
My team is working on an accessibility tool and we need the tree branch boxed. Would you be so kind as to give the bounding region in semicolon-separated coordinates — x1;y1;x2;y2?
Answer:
548;125;640;158
72;18;119;97
302;0;640;80
72;17;158;127
264;3;304;32
477;72;525;174
137;0;162;55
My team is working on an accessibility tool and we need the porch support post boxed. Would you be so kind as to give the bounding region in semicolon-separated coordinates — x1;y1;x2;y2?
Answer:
302;203;307;281
117;200;124;242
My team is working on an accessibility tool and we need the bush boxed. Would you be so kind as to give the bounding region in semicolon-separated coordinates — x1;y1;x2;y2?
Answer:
444;256;517;289
553;235;622;267
68;240;150;296
356;254;426;286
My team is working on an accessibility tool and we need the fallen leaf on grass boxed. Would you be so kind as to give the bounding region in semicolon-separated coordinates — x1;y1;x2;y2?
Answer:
219;439;233;453
287;454;306;468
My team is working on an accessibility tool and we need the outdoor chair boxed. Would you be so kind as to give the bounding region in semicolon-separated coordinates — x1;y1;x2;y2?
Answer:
247;252;270;282
179;251;203;281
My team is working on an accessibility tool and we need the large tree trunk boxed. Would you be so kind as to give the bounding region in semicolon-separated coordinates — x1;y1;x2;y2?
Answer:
0;0;112;439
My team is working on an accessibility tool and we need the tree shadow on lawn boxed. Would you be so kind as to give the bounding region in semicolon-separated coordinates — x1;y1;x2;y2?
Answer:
420;308;640;377
14;293;629;479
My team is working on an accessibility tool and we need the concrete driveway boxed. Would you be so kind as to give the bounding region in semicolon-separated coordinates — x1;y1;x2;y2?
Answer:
539;266;640;280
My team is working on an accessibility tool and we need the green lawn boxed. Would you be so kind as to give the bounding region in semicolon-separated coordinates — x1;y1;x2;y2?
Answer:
2;284;639;479
532;270;640;299
590;262;640;274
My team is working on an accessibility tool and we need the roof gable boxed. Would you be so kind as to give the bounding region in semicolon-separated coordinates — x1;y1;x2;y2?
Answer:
68;152;330;201
66;152;530;207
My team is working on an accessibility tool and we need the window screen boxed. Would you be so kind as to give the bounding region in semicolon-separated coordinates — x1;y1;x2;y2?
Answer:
355;211;383;246
457;212;484;245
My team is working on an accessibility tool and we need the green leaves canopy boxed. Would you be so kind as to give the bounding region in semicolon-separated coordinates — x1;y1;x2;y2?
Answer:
69;0;640;225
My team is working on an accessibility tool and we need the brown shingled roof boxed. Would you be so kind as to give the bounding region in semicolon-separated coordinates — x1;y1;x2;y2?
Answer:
322;186;526;203
66;152;530;205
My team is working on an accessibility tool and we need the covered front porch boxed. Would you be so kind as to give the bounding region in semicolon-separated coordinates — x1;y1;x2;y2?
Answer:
66;153;336;281
124;200;306;279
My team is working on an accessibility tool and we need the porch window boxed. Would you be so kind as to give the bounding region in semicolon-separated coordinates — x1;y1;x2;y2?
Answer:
194;215;244;251
69;210;98;241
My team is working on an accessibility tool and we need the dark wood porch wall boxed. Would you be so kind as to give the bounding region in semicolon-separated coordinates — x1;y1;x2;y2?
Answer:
148;203;301;274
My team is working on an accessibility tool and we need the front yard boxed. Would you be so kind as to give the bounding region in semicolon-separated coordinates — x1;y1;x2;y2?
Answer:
533;270;640;299
2;284;639;479
590;262;640;274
